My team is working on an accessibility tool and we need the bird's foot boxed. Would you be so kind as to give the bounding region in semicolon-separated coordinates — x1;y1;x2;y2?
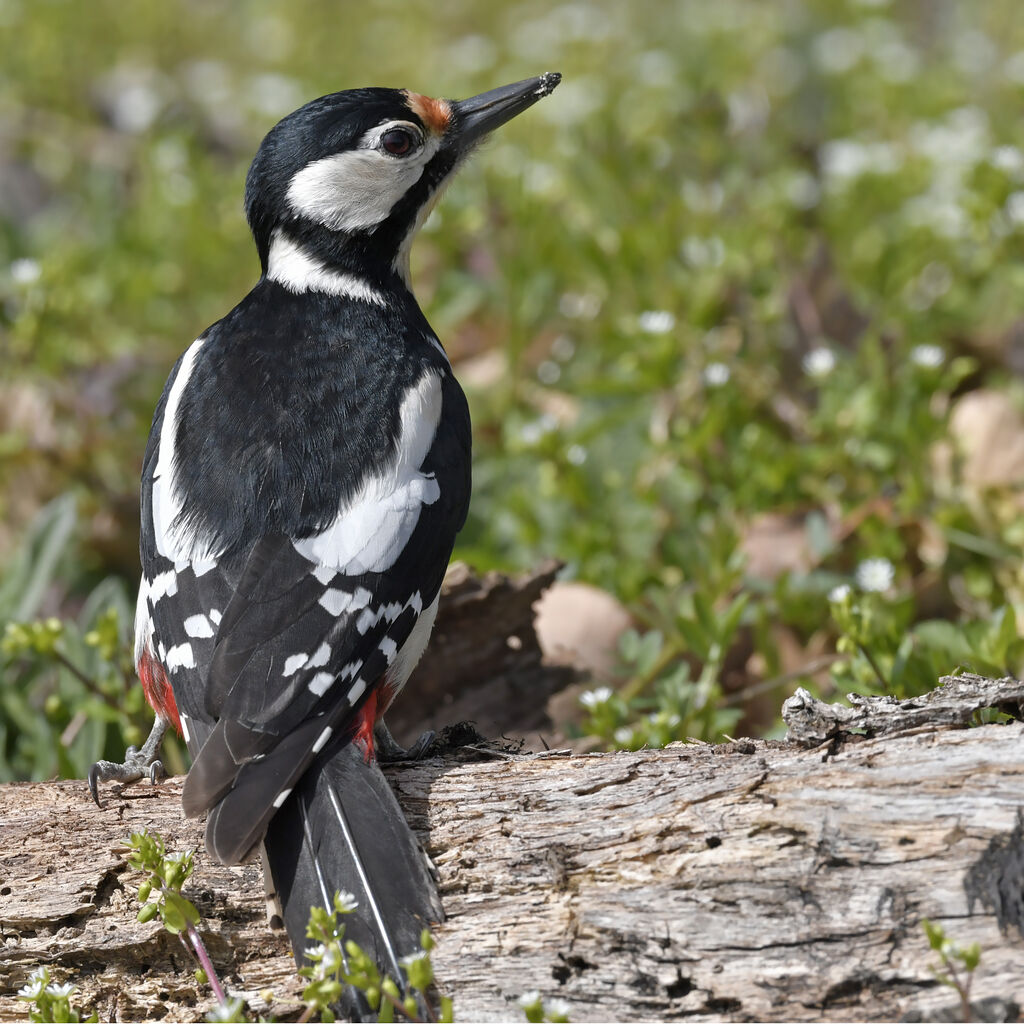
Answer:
373;719;435;763
88;717;168;806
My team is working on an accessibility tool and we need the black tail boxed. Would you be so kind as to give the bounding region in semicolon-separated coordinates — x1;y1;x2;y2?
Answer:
262;739;443;1019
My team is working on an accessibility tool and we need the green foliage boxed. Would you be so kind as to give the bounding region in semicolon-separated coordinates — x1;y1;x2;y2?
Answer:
922;918;982;1020
4;0;1024;761
16;966;98;1024
126;830;201;936
0;500;185;781
300;893;452;1023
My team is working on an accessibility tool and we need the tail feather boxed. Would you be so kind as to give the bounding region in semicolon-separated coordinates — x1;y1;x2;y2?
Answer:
263;738;443;1017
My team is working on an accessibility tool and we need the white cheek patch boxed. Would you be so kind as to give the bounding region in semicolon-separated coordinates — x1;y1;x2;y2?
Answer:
287;146;430;233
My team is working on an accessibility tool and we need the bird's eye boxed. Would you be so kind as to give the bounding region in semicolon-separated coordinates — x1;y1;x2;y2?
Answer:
381;128;416;157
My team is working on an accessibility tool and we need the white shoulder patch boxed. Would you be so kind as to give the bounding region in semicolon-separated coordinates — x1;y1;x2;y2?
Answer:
293;371;443;575
267;231;386;305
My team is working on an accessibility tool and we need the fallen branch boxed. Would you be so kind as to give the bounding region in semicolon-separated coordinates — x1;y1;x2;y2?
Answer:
782;672;1024;745
2;677;1024;1022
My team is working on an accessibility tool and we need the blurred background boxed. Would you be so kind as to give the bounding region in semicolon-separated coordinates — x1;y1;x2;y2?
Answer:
4;0;1024;781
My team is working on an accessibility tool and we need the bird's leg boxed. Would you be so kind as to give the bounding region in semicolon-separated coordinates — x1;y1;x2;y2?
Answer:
373;718;435;763
88;715;169;806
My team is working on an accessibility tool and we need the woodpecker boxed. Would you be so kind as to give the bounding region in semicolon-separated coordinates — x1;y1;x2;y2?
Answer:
89;72;561;1011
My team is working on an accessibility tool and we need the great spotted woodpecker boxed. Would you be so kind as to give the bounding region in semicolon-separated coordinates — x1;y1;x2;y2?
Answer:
89;73;561;1007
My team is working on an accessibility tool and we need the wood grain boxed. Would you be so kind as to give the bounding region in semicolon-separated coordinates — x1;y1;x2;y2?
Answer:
2;699;1023;1021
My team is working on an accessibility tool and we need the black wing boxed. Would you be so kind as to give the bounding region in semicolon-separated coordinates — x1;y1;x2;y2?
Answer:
137;325;470;864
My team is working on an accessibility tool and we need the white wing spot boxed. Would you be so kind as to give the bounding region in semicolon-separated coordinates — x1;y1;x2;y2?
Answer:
272;787;293;808
209;609;222;625
319;588;353;616
309;642;331;668
183;614;214;639
312;564;337;585
348;677;367;703
284;652;309;677
309;672;334;696
379;637;397;664
180;713;191;745
312;726;333;753
166;643;195;672
150;570;178;602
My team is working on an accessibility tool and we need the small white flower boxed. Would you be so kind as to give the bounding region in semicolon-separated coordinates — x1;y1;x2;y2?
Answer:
400;950;429;966
613;726;635;746
856;557;895;593
18;968;49;1000
638;310;676;334
46;983;76;999
537;360;561;385
803;347;836;377
550;334;576;361
545;997;571;1018
1006;192;1024;226
10;258;41;284
304;943;327;961
911;344;944;368
207;997;247;1023
579;686;613;708
829;583;852;603
566;444;587;466
558;292;601;320
518;991;542;1008
335;891;358;912
991;145;1024;178
703;362;731;387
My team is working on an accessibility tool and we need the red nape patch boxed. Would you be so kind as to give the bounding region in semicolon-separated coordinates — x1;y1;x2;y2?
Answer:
138;649;181;735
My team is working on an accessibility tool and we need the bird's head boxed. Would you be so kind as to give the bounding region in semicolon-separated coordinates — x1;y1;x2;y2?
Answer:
244;73;561;294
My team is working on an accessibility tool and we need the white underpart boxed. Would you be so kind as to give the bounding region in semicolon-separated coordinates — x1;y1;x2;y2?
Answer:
294;371;443;575
151;338;222;568
286;123;440;233
266;231;386;306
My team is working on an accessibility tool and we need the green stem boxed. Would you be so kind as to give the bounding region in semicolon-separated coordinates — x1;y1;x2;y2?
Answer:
856;642;890;693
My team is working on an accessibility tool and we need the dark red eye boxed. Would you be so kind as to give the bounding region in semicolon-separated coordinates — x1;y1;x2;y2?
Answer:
381;128;415;156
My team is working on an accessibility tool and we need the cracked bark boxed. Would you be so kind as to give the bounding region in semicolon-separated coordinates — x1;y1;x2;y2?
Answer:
2;677;1024;1022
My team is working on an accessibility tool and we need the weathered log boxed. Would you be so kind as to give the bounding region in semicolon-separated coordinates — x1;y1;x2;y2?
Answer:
2;677;1023;1022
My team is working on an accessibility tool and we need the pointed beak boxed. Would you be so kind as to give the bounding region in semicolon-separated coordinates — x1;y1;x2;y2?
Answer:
451;73;561;150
